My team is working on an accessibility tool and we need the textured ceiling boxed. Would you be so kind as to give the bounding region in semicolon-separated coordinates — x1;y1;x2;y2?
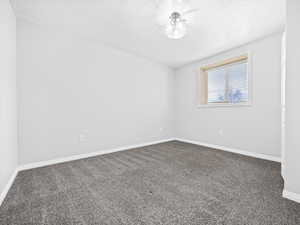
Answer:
11;0;285;68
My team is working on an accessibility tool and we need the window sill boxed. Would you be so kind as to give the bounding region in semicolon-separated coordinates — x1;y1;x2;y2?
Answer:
198;103;252;108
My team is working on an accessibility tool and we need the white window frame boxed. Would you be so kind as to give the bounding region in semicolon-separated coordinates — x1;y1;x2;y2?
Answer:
198;53;253;108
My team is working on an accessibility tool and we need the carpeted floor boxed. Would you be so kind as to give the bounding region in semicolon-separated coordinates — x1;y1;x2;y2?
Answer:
0;141;300;225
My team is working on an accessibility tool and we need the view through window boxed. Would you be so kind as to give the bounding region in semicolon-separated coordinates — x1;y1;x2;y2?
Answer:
200;55;249;105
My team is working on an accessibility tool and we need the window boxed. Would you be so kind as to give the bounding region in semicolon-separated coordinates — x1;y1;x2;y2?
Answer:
199;55;250;106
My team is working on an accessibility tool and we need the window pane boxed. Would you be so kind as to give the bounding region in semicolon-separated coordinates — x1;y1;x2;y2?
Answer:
227;62;248;103
207;68;226;103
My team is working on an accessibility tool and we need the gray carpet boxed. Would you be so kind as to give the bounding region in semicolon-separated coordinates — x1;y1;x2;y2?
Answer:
0;141;300;225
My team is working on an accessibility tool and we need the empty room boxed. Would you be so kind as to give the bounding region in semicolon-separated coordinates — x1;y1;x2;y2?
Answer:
1;0;300;224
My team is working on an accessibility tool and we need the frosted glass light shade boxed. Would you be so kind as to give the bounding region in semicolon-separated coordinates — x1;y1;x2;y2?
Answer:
165;21;187;39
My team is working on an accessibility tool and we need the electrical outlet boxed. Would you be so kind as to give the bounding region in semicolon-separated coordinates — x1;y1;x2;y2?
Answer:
79;133;88;142
218;129;223;136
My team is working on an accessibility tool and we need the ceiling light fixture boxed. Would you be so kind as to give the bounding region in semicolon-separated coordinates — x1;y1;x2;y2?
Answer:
166;11;187;39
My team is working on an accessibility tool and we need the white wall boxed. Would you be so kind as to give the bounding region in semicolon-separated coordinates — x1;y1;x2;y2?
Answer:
284;0;300;196
17;22;174;165
175;33;282;158
0;1;18;196
16;19;284;168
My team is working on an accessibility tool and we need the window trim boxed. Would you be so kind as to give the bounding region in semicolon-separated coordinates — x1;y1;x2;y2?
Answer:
198;53;252;108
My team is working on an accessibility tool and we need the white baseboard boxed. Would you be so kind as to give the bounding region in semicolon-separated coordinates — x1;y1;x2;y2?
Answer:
283;190;300;203
18;137;281;172
18;138;175;171
0;169;18;207
175;138;281;163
